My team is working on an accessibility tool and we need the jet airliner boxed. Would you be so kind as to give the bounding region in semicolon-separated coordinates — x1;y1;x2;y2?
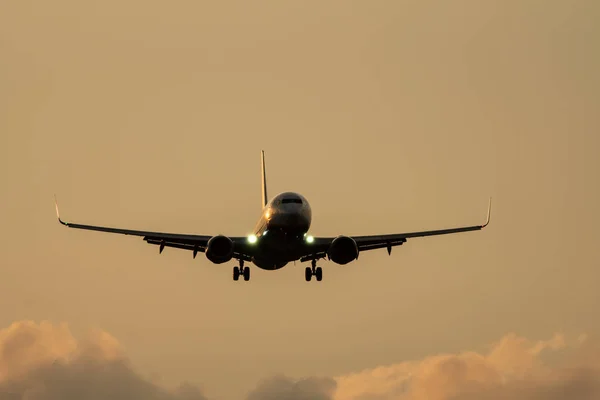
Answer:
55;151;491;282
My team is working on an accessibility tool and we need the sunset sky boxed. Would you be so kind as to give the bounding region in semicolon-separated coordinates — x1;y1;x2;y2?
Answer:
1;1;599;399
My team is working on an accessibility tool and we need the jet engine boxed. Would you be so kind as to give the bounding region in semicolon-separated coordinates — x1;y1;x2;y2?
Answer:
327;235;359;265
205;235;234;264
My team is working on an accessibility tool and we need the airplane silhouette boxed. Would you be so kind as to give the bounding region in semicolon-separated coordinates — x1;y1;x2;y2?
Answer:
55;151;491;282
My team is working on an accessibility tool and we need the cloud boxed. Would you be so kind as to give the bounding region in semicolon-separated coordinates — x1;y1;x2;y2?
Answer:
0;321;207;400
246;375;337;400
333;333;600;400
1;321;599;400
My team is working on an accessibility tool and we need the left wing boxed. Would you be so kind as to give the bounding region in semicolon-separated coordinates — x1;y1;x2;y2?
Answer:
301;198;491;262
54;197;254;261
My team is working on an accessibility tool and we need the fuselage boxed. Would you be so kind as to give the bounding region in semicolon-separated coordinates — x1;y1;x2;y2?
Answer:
250;192;312;270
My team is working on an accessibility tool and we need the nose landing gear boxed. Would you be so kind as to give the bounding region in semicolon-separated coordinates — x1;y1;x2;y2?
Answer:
233;260;250;281
305;259;322;282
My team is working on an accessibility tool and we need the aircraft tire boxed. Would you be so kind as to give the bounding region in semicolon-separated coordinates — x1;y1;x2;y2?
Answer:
243;266;250;281
305;267;312;281
315;267;323;281
233;266;240;281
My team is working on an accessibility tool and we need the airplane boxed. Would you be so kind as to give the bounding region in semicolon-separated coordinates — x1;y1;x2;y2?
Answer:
55;150;491;282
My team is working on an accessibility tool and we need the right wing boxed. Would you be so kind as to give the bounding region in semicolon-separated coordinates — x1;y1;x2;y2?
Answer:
54;197;254;261
301;198;491;262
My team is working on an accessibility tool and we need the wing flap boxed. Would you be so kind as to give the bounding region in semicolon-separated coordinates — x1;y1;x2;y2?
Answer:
144;237;206;252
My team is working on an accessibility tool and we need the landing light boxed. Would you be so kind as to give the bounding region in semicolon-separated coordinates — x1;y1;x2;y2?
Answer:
306;235;314;243
248;234;257;244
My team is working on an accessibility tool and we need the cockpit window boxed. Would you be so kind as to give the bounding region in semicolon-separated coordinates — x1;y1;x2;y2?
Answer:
281;198;303;204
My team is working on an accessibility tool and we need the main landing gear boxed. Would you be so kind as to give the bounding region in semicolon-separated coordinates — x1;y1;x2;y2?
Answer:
305;259;322;282
233;260;250;281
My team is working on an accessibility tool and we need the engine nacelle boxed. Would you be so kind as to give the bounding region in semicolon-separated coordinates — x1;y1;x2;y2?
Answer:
205;235;234;264
327;235;359;265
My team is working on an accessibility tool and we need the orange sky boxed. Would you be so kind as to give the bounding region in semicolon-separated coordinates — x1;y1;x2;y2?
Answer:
1;1;599;399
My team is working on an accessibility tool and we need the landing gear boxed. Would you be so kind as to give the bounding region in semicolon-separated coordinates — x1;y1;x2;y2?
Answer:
305;260;323;282
305;267;312;281
233;260;250;282
315;267;323;281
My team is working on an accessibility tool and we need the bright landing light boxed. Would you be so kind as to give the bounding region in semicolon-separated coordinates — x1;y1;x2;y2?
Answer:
247;234;257;244
306;235;314;243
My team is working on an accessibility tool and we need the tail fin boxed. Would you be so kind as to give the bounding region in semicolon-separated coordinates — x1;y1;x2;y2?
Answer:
261;150;268;208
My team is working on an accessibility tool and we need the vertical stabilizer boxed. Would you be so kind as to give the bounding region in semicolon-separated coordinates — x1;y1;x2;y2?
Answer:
261;150;268;208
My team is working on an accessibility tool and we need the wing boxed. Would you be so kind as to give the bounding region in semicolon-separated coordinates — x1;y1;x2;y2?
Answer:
54;197;254;261
301;198;491;262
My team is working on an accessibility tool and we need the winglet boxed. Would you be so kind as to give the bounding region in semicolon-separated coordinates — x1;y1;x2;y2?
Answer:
482;197;492;228
54;195;68;226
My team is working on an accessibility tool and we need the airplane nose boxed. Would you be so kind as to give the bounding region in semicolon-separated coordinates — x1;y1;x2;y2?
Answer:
281;212;304;225
268;210;310;231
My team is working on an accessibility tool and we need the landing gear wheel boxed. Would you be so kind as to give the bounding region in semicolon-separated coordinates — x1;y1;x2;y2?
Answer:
305;267;312;282
233;266;240;281
315;267;323;281
243;266;250;281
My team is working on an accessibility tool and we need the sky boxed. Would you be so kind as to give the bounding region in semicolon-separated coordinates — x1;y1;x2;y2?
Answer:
1;1;599;399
